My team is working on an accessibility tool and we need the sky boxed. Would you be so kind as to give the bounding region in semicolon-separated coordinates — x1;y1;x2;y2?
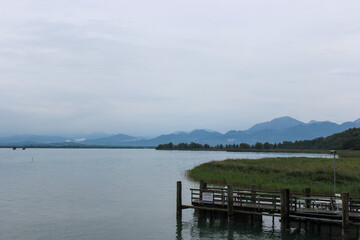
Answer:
1;1;360;137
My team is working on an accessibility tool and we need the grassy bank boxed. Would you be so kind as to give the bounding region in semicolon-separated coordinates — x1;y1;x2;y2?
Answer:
337;150;360;158
187;156;360;196
226;149;329;154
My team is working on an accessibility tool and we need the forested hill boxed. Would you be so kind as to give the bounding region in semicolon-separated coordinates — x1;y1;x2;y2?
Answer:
156;128;360;150
279;127;360;150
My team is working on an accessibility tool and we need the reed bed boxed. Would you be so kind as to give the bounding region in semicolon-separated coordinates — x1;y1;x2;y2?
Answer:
187;157;360;196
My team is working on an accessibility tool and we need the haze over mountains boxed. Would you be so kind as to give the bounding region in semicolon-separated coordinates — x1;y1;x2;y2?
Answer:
1;116;360;147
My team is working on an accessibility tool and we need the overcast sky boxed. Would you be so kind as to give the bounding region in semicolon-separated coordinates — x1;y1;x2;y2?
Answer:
1;1;360;137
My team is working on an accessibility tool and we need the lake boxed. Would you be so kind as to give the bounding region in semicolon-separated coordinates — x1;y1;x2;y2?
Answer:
0;149;344;239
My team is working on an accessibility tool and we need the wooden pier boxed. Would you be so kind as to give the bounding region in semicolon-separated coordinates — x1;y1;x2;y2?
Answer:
176;181;360;239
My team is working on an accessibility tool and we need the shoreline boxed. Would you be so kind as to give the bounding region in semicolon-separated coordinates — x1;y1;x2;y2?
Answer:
0;146;155;149
157;148;360;158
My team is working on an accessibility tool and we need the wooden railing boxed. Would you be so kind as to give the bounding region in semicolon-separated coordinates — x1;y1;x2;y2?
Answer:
190;186;360;215
191;187;281;213
178;181;360;237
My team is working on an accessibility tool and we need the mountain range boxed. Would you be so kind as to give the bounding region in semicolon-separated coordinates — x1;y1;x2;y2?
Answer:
1;116;360;147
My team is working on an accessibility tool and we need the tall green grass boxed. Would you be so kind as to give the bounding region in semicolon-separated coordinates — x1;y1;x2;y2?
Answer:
187;157;360;196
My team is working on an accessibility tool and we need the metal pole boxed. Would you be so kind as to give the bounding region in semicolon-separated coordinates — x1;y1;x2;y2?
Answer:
331;150;337;195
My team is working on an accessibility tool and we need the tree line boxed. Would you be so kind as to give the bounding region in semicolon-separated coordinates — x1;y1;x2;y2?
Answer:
156;142;211;150
157;142;281;150
156;128;360;150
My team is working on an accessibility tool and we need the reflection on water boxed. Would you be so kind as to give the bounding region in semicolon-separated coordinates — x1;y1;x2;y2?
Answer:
176;210;358;240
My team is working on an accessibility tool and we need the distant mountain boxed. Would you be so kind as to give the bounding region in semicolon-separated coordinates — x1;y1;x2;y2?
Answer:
126;129;223;146
308;120;321;124
71;132;112;141
126;117;360;146
246;116;304;133
0;135;69;145
2;116;360;147
81;133;138;146
220;119;360;145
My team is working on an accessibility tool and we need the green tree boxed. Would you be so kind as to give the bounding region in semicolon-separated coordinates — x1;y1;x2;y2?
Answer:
255;142;264;149
240;143;251;149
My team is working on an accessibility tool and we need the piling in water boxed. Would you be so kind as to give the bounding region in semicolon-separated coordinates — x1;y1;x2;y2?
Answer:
280;188;290;232
227;185;234;221
177;181;182;219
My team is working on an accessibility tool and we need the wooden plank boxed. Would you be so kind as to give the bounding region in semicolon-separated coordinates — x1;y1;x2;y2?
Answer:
294;211;342;219
289;215;342;224
182;205;228;212
349;221;360;226
234;209;280;217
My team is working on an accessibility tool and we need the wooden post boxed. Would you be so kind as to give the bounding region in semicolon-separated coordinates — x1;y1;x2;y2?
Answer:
200;180;207;190
221;189;225;204
227;185;234;221
202;181;207;190
342;192;349;239
176;217;182;240
305;188;311;209
280;189;290;231
251;184;256;203
272;196;276;224
199;180;207;201
249;185;257;223
317;223;321;234
177;181;182;219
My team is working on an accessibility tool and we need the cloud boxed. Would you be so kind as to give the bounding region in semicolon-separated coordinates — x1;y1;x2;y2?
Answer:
329;69;360;76
1;0;360;136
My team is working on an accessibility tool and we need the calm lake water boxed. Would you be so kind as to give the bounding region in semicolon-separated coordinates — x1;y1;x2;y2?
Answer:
0;149;349;240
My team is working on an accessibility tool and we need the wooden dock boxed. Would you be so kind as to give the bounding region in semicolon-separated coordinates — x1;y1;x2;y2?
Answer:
176;181;360;239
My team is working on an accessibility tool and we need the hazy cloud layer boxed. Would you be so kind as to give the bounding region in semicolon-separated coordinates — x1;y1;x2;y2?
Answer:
1;1;360;137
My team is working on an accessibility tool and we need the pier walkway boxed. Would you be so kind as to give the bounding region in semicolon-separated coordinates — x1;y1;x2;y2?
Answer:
176;181;360;238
